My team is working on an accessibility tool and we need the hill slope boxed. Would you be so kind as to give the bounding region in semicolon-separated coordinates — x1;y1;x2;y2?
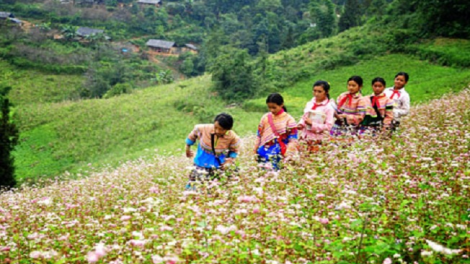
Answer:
2;90;469;263
13;50;470;181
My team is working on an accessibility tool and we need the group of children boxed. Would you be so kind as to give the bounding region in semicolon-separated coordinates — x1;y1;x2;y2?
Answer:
184;72;410;186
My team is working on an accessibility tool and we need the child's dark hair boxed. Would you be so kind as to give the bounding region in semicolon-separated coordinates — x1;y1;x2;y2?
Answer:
266;93;287;112
395;72;409;82
371;77;386;86
313;80;331;99
214;113;234;130
347;75;363;87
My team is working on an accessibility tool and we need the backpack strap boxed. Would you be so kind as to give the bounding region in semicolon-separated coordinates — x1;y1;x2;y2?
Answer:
267;113;280;137
371;96;384;121
210;133;221;166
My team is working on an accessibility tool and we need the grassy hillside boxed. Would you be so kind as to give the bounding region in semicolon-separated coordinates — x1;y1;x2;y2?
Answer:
12;52;470;182
7;23;470;183
0;59;83;104
245;54;470;114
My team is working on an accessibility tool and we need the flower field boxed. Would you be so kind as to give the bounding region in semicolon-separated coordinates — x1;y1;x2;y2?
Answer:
1;90;470;263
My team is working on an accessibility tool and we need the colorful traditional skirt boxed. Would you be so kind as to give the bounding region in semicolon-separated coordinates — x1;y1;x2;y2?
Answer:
256;142;282;170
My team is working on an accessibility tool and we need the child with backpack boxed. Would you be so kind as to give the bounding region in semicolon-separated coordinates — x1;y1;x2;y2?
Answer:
254;93;298;170
297;80;335;152
185;113;240;189
384;72;410;130
361;77;394;134
330;76;366;136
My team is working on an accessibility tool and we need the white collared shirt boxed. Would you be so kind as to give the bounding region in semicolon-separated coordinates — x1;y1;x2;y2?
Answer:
385;87;410;122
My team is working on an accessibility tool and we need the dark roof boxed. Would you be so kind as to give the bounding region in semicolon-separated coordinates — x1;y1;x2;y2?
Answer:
146;39;175;49
137;0;161;4
9;18;22;24
76;27;104;37
185;44;198;51
0;12;14;19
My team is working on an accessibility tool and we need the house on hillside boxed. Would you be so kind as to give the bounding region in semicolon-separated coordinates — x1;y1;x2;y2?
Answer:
9;18;22;25
146;39;176;54
0;12;14;20
182;43;198;54
76;27;110;40
0;12;22;26
137;0;161;7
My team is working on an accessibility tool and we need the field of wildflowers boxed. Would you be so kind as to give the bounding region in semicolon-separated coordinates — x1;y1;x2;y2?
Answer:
1;90;469;263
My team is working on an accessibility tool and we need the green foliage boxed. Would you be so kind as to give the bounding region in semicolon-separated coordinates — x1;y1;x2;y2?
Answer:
405;38;470;67
310;0;337;37
103;83;133;99
338;0;362;32
0;86;18;189
152;70;174;85
384;0;470;39
210;49;259;102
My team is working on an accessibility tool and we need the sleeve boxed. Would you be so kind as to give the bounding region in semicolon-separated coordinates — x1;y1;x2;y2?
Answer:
298;112;308;127
254;116;264;153
298;102;310;126
310;106;334;133
394;93;410;118
286;115;298;141
336;94;343;112
186;125;200;145
228;134;241;158
346;97;366;126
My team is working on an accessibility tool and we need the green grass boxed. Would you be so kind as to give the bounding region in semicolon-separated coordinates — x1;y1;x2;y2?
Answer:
0;59;83;105
407;38;470;67
245;53;470;117
7;32;470;183
12;76;262;182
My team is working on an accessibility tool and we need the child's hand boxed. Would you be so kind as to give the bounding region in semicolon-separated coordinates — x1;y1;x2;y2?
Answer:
221;158;234;170
185;146;193;158
303;117;312;126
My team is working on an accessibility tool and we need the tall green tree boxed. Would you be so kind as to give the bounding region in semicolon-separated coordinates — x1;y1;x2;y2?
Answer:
338;0;361;32
0;86;18;189
310;0;337;38
365;0;387;17
417;0;470;38
210;49;258;102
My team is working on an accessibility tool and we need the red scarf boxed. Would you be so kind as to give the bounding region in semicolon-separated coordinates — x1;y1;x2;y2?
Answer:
390;90;400;99
371;95;380;108
311;99;329;110
338;94;353;109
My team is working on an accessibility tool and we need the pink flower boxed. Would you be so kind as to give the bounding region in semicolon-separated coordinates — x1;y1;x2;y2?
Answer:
252;207;260;214
164;256;179;264
237;195;257;203
130;239;146;247
160;225;173;231
149;186;160;193
29;251;42;259
383;258;392;264
1;246;11;252
319;218;329;225
216;224;237;235
152;255;164;263
95;243;107;258
87;251;99;263
121;215;131;221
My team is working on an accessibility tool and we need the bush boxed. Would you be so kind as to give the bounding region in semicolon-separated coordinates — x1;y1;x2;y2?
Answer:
103;83;133;99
